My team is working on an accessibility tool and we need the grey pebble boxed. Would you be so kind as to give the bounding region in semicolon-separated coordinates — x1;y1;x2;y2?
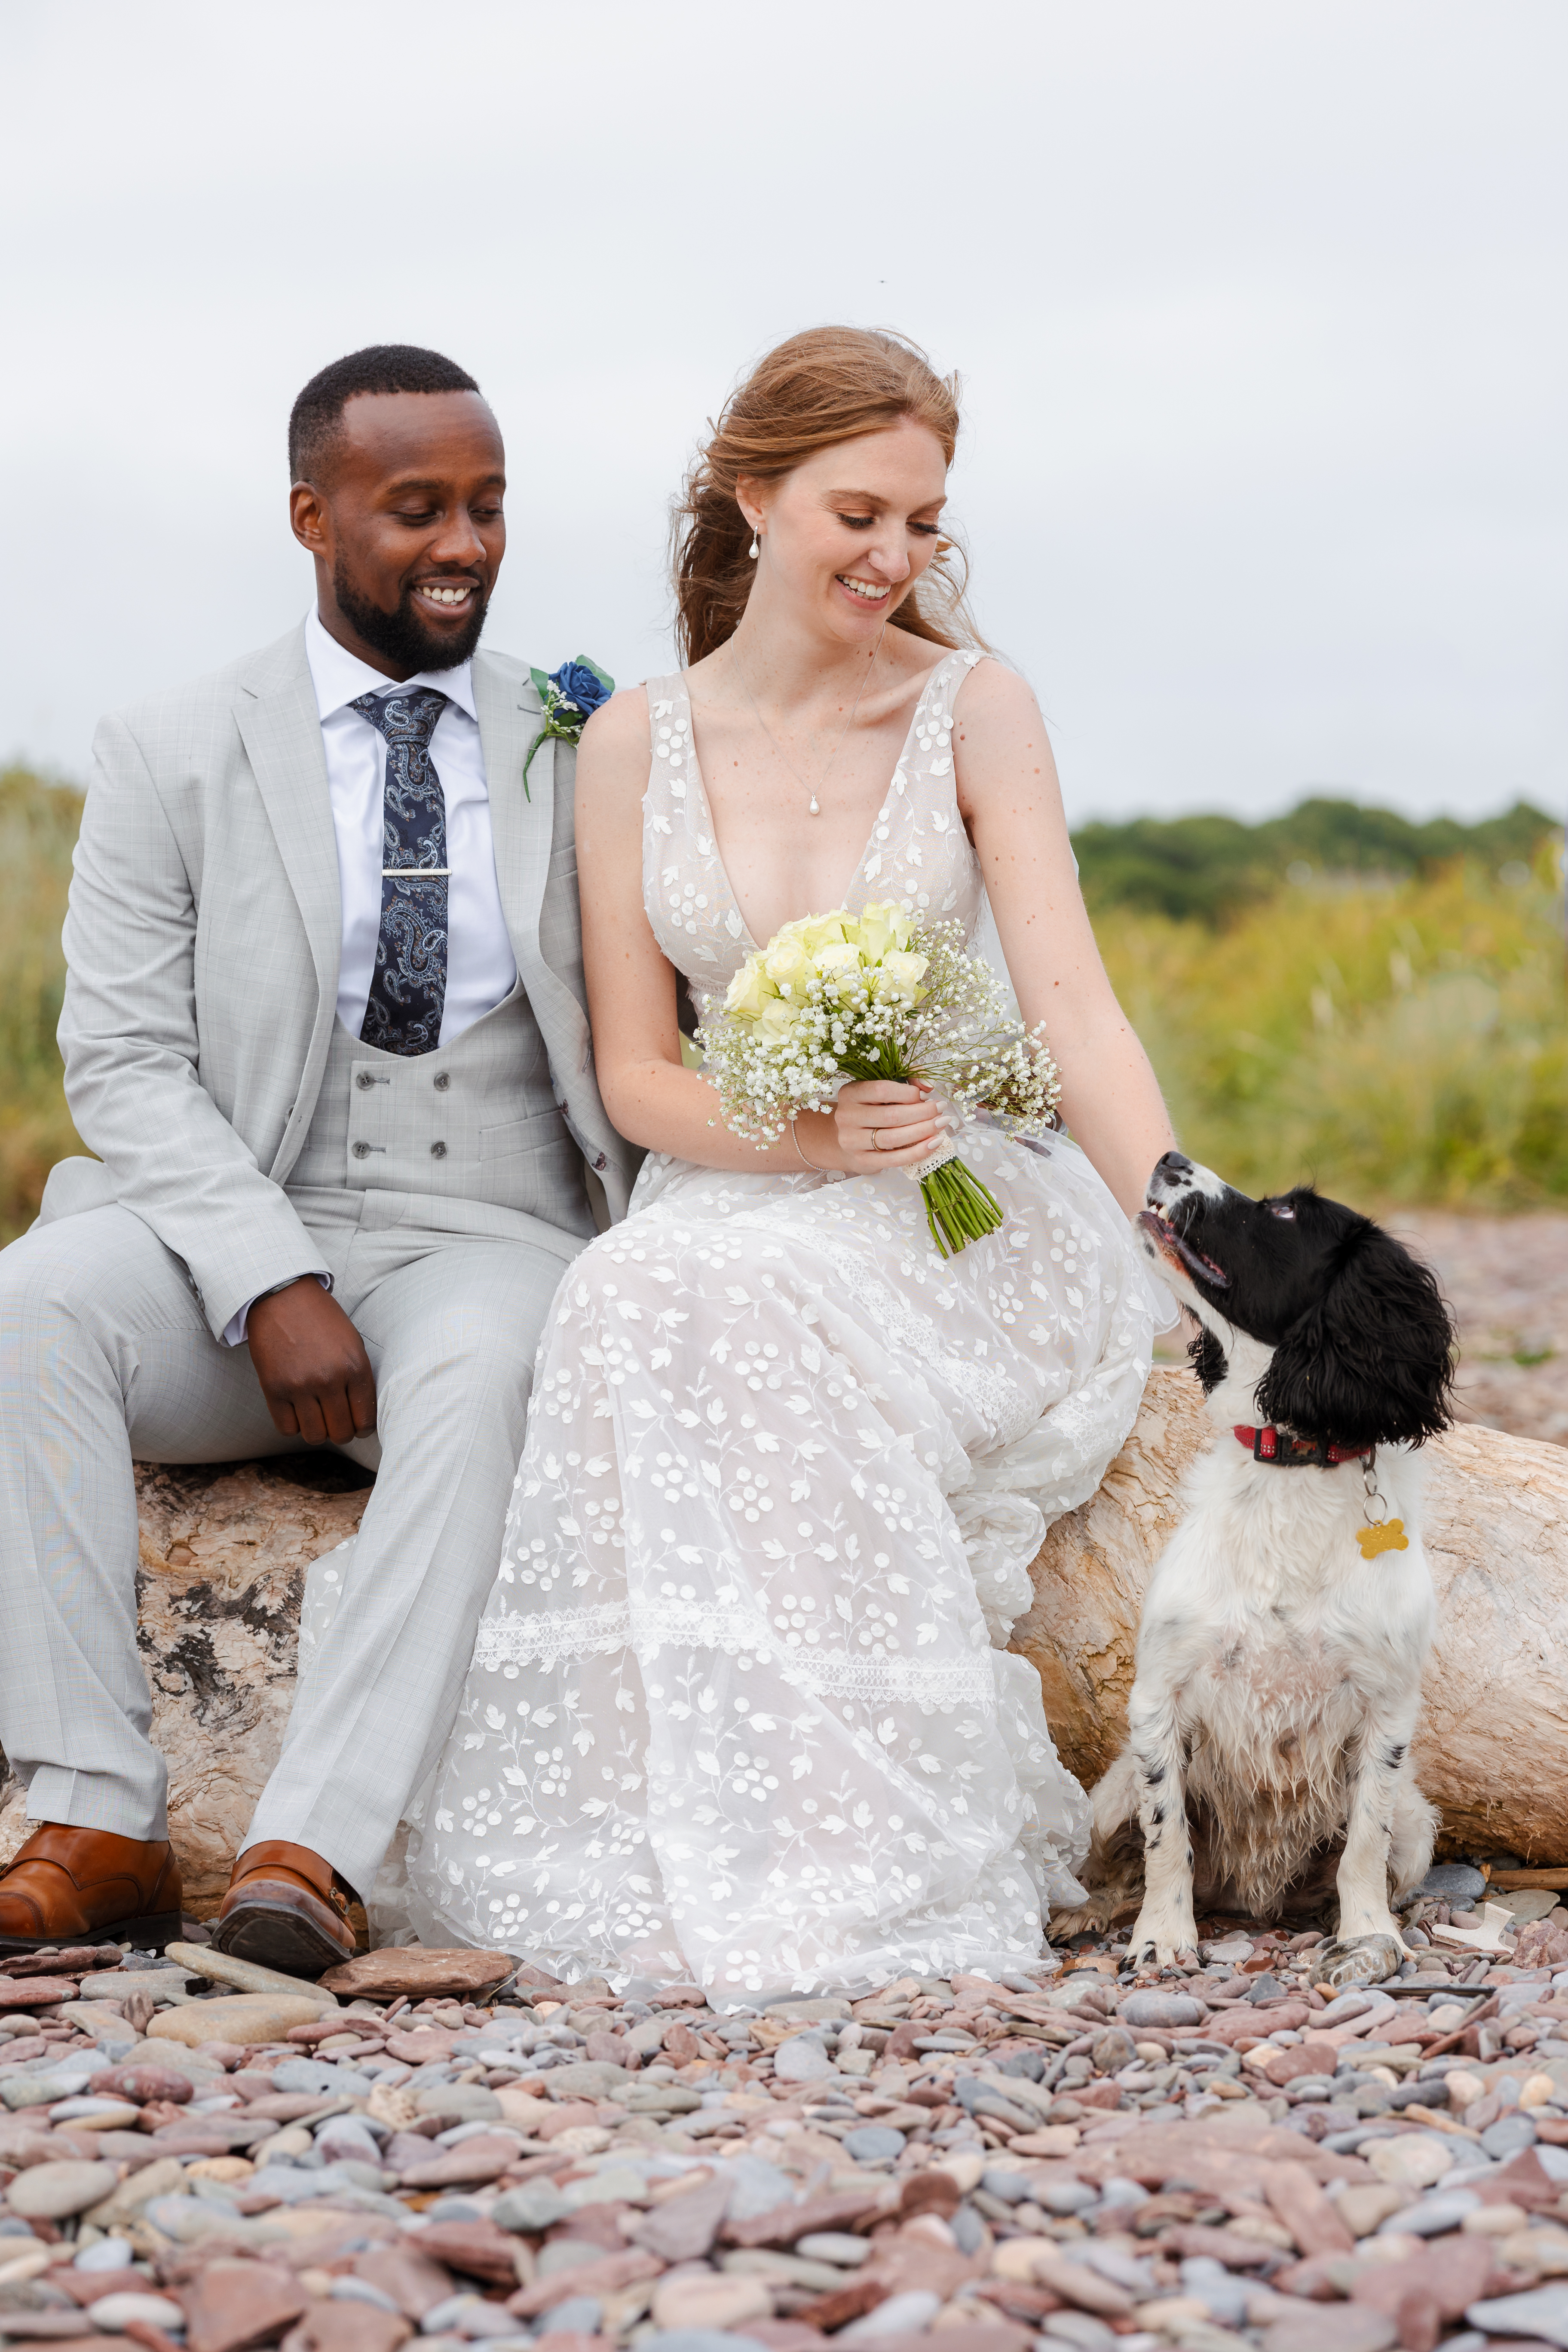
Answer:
770;2035;835;2083
1117;1990;1204;2029
1481;2110;1538;2157
492;2180;570;2234
840;2125;904;2162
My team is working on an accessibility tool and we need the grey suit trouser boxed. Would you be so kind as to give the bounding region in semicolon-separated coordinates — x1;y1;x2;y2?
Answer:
0;1201;573;1899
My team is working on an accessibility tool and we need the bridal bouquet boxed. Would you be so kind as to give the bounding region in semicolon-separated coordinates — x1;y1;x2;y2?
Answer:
697;901;1061;1257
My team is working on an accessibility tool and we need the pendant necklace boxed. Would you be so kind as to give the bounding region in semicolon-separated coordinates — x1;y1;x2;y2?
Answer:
731;626;887;816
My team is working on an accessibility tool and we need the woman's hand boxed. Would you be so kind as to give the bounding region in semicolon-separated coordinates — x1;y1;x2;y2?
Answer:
832;1078;947;1176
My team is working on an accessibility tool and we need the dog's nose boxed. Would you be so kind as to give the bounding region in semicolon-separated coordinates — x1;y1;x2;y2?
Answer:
1157;1151;1194;1179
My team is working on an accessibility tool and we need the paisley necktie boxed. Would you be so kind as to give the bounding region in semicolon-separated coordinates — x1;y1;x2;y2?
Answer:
351;687;449;1056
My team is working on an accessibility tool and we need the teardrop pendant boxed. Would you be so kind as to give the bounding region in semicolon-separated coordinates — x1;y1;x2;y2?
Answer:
808;794;821;816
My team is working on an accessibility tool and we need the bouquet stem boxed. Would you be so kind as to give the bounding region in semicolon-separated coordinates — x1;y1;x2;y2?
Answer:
919;1156;1004;1259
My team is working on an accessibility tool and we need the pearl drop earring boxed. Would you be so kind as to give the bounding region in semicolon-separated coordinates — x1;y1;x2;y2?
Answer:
747;521;760;560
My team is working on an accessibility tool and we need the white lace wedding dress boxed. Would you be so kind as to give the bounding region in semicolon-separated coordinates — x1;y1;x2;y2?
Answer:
395;650;1167;2002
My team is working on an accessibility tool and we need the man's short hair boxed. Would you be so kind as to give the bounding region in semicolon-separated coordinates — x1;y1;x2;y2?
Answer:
289;345;481;484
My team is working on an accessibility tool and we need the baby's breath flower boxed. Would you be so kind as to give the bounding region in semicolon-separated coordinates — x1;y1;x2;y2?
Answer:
696;903;1062;1253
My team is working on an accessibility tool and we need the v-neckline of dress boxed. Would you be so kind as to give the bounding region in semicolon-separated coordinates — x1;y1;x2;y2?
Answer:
677;650;964;954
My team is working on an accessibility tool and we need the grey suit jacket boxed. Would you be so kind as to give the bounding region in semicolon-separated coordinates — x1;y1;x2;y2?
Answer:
49;622;638;1341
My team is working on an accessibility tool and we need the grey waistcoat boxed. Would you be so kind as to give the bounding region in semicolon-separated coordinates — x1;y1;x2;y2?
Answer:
287;981;596;1248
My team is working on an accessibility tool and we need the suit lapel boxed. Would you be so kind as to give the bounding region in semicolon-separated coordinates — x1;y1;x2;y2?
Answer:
233;625;341;1011
475;655;550;967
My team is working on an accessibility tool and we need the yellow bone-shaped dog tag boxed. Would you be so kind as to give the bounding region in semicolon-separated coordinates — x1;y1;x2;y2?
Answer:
1356;1518;1409;1559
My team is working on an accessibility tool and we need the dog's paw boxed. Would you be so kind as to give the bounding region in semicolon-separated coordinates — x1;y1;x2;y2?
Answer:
1314;1931;1405;1990
1127;1903;1199;1970
1045;1887;1139;1945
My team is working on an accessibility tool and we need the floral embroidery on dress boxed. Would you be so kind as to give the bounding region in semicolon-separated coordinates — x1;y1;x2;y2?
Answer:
401;649;1164;2001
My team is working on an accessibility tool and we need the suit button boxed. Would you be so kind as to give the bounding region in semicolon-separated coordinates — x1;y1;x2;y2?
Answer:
431;1141;447;1158
352;1141;372;1159
356;1073;375;1090
434;1071;451;1091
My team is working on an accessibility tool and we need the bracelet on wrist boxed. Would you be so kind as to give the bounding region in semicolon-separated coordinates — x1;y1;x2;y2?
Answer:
790;1118;827;1173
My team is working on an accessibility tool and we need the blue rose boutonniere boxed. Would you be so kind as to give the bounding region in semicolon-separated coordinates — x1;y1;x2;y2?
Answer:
523;655;615;795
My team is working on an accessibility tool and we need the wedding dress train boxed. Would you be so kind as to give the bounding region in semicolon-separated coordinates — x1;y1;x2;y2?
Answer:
394;651;1166;2002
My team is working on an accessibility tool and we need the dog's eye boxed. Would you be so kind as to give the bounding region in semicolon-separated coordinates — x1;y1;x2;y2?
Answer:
1268;1202;1297;1221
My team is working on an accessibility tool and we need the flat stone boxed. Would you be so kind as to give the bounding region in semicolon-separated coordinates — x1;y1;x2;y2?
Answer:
399;2133;520;2190
1116;1992;1204;2030
770;2035;835;2083
763;2000;852;2024
1366;2133;1455;2188
149;1995;326;2047
411;2085;501;2125
82;2155;189;2227
1497;1887;1563;1921
46;2098;140;2130
5;2159;118;2219
75;1969;196;2006
720;2155;795;2221
0;1978;86;2008
795;2235;871;2267
492;2180;570;2234
164;1942;339;2009
349;2248;458;2323
628;2174;731;2263
650;2275;771;2335
383;2028;454;2065
317;1949;514;2000
1483;2110;1540;2157
1465;2282;1568;2344
181;2259;310;2352
641;2337;772;2352
541;2062;633;2101
271;2058;345;2097
2;2075;95;2110
84;2064;194;2105
1263;2312;1398;2352
86;2294;187;2333
117;2038;224;2078
282;2311;413;2352
840;2126;905;2163
837;2290;941;2340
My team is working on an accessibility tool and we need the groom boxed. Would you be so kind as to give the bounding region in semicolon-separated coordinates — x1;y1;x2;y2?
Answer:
0;346;634;1972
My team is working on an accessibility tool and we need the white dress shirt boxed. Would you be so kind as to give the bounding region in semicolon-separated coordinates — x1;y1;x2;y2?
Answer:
222;611;520;1346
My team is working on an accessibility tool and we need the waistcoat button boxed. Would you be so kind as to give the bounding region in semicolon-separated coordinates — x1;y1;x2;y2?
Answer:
352;1141;372;1159
355;1072;375;1090
434;1071;451;1091
431;1141;447;1158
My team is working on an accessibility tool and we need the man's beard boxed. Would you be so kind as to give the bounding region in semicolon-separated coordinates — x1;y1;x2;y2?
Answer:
332;561;490;674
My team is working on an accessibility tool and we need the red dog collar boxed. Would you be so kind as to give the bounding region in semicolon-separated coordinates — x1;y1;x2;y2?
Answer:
1234;1424;1374;1468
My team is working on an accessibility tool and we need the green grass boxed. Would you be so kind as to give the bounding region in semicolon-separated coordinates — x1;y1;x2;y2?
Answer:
0;767;1562;1240
0;768;85;1243
1096;851;1568;1209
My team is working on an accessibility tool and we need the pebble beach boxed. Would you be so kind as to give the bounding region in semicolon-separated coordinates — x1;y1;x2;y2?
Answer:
7;1900;1568;2352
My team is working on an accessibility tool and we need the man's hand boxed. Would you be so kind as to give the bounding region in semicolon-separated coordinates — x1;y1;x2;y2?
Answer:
246;1279;376;1445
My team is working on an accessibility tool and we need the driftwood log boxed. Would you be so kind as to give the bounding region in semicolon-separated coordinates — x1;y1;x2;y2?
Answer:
2;1369;1565;1911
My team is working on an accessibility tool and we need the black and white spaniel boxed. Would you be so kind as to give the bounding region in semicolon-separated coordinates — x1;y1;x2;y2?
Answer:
1079;1152;1457;1970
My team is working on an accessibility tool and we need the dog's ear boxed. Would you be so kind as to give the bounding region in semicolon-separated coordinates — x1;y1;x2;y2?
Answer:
1253;1224;1456;1448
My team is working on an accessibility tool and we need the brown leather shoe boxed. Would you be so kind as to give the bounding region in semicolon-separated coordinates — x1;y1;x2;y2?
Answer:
209;1841;358;1977
0;1825;183;1954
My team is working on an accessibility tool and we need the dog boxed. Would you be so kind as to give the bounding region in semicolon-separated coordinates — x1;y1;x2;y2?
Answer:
1067;1151;1456;1970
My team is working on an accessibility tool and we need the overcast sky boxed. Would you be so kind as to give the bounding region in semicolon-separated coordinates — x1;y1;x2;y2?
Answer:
5;0;1563;824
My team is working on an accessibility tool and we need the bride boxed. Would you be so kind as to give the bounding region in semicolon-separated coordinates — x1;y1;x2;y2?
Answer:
401;328;1176;2000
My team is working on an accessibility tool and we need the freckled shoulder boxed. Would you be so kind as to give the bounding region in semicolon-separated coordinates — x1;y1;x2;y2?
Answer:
951;657;1044;733
576;684;657;821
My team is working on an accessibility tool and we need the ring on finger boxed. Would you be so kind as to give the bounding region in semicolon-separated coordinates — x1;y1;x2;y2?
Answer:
870;1128;882;1152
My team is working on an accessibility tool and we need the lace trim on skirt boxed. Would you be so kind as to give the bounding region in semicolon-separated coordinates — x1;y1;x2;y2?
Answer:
470;1599;998;1706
